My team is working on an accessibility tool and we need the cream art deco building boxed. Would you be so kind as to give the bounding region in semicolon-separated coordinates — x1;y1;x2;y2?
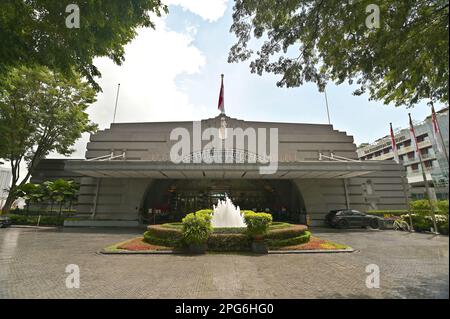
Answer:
32;114;409;226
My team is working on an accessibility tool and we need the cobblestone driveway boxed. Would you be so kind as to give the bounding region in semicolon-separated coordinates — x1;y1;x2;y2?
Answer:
0;226;448;298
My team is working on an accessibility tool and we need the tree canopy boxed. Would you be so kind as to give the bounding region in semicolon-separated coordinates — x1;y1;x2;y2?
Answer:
0;66;97;213
0;0;168;90
228;0;449;107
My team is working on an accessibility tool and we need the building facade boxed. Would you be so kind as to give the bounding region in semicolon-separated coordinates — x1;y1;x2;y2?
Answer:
32;115;409;226
357;108;449;200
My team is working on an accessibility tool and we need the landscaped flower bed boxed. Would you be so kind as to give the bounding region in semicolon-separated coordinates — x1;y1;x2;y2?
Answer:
104;233;349;253
138;221;314;253
105;237;172;252
104;210;350;254
273;236;350;251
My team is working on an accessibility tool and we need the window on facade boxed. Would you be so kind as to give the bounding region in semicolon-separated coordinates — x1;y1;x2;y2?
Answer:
416;134;428;143
420;148;429;156
411;163;419;171
374;151;382;157
403;140;411;147
367;155;373;160
407;151;415;159
383;147;391;154
424;160;433;168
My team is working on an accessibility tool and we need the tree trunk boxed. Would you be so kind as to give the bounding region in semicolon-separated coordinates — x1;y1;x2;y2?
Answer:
1;192;16;215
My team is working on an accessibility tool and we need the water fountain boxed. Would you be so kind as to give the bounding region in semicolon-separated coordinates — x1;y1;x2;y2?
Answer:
211;195;246;228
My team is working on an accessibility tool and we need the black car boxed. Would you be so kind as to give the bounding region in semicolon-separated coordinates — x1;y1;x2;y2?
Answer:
0;215;11;228
325;209;382;229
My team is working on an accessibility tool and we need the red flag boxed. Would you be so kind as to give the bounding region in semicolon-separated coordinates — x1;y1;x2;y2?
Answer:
408;113;420;156
390;123;399;163
431;105;443;152
217;74;224;113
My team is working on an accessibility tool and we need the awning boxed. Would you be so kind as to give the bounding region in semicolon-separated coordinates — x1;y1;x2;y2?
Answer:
64;160;395;179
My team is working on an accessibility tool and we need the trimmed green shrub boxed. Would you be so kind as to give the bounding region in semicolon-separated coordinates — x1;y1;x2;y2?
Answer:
264;224;308;240
266;231;311;248
438;222;449;235
243;212;273;238
399;213;448;233
367;210;409;217
240;210;256;215
268;222;292;229
437;200;449;215
207;233;251;251
7;214;64;226
410;200;433;215
194;209;213;216
182;212;212;245
161;222;183;229
144;224;183;247
213;227;246;234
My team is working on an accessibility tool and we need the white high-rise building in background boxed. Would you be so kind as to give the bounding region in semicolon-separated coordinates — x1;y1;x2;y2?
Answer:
357;107;449;200
0;167;12;209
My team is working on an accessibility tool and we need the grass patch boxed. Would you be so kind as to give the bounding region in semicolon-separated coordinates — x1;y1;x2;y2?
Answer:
161;222;183;229
268;222;292;229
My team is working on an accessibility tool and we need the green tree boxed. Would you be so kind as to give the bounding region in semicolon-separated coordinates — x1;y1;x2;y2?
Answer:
14;183;42;215
228;0;449;106
44;179;79;216
0;0;168;90
0;66;97;214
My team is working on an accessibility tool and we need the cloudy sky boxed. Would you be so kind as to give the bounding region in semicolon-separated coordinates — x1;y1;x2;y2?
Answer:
1;0;444;170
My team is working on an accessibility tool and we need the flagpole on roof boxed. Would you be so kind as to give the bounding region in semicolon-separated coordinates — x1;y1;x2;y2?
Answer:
218;74;225;115
324;87;331;125
112;83;121;124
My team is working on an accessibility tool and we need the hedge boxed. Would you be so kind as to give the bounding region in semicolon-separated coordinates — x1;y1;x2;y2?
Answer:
7;214;65;226
268;222;292;230
144;223;311;250
213;227;246;234
207;233;251;251
367;210;409;217
144;224;183;247
265;231;311;248
263;224;308;240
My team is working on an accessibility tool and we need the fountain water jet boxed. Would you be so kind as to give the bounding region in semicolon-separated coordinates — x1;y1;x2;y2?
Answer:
211;195;246;228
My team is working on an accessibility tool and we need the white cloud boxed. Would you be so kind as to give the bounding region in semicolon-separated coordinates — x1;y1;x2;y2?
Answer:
52;16;210;159
40;1;230;162
165;0;228;22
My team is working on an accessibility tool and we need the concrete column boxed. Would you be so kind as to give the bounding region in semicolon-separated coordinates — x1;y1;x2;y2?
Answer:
91;178;101;220
343;179;350;209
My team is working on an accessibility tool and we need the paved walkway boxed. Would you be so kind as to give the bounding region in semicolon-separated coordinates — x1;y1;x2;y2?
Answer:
0;226;448;298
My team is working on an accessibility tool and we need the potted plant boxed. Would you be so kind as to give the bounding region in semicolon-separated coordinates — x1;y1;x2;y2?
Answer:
182;212;212;254
244;212;273;254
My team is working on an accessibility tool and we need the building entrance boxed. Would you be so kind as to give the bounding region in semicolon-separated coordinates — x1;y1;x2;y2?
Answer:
141;179;306;224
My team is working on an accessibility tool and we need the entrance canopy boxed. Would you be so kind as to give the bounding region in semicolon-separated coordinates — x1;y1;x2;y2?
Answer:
64;160;392;179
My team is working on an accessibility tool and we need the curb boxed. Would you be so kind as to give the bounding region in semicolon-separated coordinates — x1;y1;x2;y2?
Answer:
99;247;355;255
268;247;355;254
10;225;60;230
99;250;179;255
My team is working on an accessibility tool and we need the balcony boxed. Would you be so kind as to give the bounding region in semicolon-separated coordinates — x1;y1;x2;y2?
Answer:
401;153;436;165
